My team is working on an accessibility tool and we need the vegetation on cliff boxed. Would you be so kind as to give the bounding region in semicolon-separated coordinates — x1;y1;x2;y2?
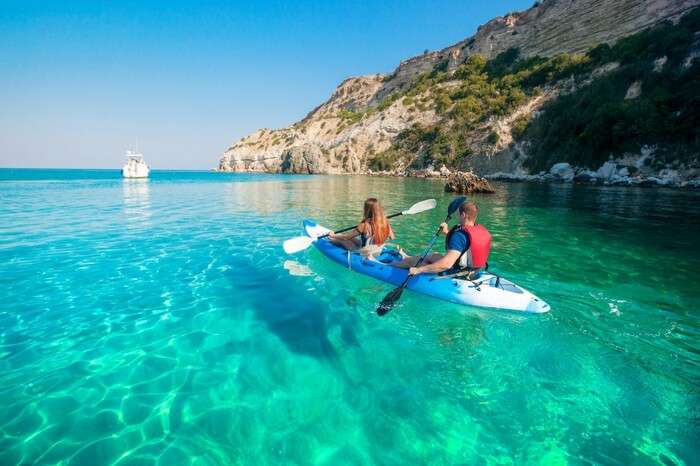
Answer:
367;7;700;172
523;8;700;171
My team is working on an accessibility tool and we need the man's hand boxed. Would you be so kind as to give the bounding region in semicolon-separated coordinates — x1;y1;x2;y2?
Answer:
439;222;449;235
328;231;336;239
409;266;422;275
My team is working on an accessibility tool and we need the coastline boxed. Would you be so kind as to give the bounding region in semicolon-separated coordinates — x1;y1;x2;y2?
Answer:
216;165;700;190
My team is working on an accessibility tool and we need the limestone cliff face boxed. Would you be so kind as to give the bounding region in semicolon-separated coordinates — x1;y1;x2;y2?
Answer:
219;0;699;174
219;75;440;174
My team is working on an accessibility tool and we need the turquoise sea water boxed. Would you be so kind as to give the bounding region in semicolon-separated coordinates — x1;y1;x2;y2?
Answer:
1;169;698;465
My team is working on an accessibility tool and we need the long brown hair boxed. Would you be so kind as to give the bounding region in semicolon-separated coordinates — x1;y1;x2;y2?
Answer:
362;198;391;245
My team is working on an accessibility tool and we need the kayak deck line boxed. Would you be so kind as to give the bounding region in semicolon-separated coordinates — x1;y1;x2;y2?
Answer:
303;219;550;314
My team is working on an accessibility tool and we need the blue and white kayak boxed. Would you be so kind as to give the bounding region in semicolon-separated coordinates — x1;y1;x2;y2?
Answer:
304;220;550;313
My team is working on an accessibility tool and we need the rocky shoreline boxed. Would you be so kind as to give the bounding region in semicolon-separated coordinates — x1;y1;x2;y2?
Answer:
364;148;700;189
219;163;700;189
487;159;700;189
218;143;700;190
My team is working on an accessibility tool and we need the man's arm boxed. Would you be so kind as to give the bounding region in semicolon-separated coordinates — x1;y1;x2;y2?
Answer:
410;250;461;275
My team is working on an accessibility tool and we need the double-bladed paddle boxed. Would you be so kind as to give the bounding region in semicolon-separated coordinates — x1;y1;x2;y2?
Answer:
376;196;467;316
282;199;437;254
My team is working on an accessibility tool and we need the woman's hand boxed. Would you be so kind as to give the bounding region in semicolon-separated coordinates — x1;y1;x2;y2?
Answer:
328;231;336;239
409;266;422;276
439;222;449;235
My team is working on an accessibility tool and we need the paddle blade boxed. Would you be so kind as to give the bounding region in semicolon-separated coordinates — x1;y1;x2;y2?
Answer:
282;236;314;254
402;198;437;216
447;196;468;216
376;286;405;316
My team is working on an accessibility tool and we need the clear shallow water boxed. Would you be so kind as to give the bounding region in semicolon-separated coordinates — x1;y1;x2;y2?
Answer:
1;169;698;465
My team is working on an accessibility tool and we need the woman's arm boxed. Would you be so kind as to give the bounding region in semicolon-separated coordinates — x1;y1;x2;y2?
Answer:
329;227;361;241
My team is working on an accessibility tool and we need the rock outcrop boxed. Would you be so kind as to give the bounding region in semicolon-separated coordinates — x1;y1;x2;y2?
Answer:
219;0;700;176
444;171;496;194
550;162;575;181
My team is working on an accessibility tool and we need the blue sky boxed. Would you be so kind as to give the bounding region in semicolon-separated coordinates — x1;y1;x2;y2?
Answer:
1;0;533;169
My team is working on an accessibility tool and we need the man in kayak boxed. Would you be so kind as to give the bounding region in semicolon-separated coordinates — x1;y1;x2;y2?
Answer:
394;201;491;276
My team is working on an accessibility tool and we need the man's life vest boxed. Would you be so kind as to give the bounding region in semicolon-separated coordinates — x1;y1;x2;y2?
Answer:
446;224;492;269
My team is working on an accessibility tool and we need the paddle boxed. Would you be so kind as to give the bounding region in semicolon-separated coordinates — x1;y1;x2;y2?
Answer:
282;199;437;254
376;196;467;316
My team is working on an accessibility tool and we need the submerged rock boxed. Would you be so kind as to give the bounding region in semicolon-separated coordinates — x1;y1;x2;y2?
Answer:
444;171;496;194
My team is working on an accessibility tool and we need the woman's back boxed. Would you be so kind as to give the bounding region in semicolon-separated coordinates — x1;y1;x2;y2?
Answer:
358;218;393;247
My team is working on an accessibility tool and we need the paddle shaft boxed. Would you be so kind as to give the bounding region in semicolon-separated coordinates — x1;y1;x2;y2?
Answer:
376;196;464;316
397;213;452;289
318;211;403;240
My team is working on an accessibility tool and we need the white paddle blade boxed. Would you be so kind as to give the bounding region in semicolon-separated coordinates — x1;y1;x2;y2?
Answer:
402;198;437;215
283;236;314;254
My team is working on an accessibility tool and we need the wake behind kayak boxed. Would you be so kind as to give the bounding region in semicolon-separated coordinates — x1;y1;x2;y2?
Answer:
304;219;550;314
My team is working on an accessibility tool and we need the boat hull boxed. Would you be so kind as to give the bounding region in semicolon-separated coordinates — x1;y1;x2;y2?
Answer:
304;220;550;313
122;164;149;179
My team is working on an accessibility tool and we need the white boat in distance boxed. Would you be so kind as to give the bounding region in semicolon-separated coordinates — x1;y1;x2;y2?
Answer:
122;150;150;178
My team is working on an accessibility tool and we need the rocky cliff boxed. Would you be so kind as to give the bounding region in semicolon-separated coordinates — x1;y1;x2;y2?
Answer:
219;0;700;176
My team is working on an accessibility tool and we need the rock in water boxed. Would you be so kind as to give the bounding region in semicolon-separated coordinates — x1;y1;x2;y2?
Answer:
550;162;574;180
444;171;495;194
596;161;617;180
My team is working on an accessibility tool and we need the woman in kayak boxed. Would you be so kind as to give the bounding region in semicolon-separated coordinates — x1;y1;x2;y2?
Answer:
329;198;395;253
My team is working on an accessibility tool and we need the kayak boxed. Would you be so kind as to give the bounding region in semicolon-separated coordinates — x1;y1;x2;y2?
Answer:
303;220;550;313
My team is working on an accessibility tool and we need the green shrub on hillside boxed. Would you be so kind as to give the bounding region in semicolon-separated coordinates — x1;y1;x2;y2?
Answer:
487;131;500;145
368;149;401;171
485;47;520;77
431;59;449;77
434;91;451;114
511;114;530;139
377;93;400;111
338;109;362;124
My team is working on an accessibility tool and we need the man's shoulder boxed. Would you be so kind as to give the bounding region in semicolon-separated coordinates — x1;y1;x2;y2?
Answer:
447;228;468;248
453;228;468;239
